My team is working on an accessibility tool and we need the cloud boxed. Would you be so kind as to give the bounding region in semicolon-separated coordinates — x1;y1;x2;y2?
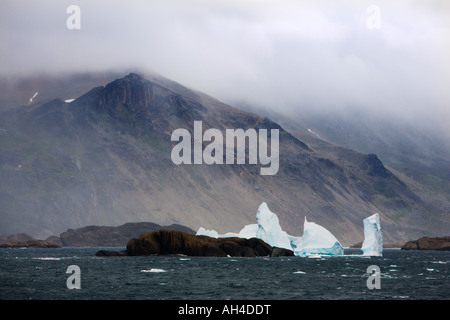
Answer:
1;0;449;131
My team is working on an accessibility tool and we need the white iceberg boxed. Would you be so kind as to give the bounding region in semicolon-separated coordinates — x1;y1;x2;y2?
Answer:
196;202;344;256
293;217;344;256
195;203;291;249
196;225;255;239
361;213;383;256
236;224;258;239
196;227;219;238
255;203;292;250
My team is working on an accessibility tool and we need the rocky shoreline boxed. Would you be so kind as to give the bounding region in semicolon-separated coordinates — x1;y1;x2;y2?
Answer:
0;240;60;248
401;236;450;251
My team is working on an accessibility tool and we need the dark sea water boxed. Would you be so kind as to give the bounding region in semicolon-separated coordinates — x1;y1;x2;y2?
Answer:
1;248;449;300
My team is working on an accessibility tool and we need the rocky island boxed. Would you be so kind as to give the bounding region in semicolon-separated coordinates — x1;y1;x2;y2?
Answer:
0;240;60;248
96;229;294;257
401;236;450;251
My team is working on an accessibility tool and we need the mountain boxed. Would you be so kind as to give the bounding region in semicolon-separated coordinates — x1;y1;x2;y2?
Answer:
0;72;448;245
57;222;195;247
0;72;123;112
272;108;450;204
236;104;450;236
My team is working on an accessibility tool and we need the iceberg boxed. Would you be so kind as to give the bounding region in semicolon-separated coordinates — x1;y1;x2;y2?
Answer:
293;217;344;256
255;202;292;250
361;213;383;256
196;227;219;238
196;202;344;256
196;225;256;239
195;203;292;250
196;203;383;257
236;224;258;239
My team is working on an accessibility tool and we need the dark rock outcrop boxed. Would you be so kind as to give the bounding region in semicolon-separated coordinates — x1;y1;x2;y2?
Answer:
270;247;295;257
126;230;274;257
96;229;294;257
95;249;128;256
0;240;61;248
401;236;450;251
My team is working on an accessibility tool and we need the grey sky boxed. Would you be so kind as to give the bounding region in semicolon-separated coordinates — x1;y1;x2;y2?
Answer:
1;0;449;131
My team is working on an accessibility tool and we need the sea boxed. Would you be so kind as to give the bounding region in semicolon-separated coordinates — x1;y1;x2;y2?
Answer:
1;247;448;302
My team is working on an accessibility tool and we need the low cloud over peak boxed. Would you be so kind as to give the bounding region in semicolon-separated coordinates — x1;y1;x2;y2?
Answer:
1;0;449;136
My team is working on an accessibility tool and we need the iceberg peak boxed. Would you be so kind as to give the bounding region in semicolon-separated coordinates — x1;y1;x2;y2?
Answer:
255;202;292;250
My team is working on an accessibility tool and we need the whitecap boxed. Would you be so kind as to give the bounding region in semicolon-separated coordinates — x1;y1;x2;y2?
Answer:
32;257;61;261
141;268;167;273
293;271;306;274
307;255;323;259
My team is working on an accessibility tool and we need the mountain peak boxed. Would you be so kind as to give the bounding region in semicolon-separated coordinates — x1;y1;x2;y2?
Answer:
103;73;153;107
124;73;144;81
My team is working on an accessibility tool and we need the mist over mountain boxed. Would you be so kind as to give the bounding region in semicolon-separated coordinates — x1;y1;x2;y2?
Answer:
0;72;448;245
238;102;450;213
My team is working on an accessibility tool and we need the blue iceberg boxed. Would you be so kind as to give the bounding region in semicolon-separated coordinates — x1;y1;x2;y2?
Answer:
254;202;292;250
196;203;292;250
361;213;383;256
196;202;344;256
293;217;344;256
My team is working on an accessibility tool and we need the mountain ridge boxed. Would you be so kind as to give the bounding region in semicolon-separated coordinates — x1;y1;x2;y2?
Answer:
0;72;448;245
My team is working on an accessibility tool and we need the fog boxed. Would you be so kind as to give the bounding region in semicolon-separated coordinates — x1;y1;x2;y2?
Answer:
1;0;449;134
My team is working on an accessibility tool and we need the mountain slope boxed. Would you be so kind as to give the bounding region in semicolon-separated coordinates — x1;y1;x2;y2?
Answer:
239;104;450;237
0;73;448;245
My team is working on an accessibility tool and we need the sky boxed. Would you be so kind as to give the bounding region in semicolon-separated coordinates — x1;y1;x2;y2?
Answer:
1;0;449;131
